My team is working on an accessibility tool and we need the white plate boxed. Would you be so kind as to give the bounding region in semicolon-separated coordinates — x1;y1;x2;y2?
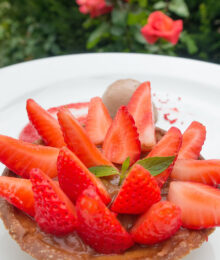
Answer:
0;53;219;260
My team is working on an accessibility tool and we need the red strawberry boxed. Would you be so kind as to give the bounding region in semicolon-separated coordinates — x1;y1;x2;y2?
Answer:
168;181;220;229
57;147;111;205
178;121;206;160
19;123;41;143
76;187;134;254
171;159;220;186
57;108;112;168
103;106;141;165
127;82;156;151
146;127;182;187
0;176;34;217
26;99;66;148
0;135;59;178
111;164;161;214
85;97;112;145
30;168;77;236
130;201;182;245
19;102;89;143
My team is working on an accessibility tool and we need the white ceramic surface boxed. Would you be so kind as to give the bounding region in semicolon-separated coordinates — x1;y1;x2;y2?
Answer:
0;53;219;260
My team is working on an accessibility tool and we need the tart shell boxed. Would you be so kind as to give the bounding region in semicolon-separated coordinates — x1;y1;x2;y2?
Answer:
0;128;214;260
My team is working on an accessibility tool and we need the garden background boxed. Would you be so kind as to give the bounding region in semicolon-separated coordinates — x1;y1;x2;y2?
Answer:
0;0;219;68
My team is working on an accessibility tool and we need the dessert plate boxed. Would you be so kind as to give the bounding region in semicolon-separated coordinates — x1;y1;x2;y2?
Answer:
0;53;219;260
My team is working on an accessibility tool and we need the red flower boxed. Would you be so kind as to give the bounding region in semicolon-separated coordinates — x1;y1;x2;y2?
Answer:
76;0;113;18
141;11;183;45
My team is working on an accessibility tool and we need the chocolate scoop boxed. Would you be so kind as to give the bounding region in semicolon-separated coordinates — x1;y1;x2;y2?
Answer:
102;79;158;121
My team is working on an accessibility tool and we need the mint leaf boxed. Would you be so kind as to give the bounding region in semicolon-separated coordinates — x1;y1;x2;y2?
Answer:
89;166;119;178
119;157;130;185
137;156;175;176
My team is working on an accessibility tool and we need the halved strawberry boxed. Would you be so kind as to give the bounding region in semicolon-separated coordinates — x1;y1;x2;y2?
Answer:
30;168;77;236
127;82;156;151
102;106;141;165
146;127;182;187
130;201;182;245
57;147;111;205
0;176;34;217
19;123;41;143
85;97;112;145
19;102;89;143
168;181;220;229
0;135;59;178
76;187;134;254
178;121;206;160
57;108;112;168
111;164;161;214
26;99;66;148
171;159;220;186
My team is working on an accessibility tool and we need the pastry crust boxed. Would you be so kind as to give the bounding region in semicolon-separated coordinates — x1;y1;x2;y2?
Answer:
0;128;214;260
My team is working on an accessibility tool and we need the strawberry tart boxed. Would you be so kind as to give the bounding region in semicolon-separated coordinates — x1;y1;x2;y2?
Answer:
0;79;219;260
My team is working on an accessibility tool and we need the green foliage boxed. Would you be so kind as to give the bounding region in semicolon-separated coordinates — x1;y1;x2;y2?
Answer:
0;0;88;67
0;0;219;67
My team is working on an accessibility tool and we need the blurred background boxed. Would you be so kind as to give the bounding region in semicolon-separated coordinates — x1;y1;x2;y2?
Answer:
0;0;219;68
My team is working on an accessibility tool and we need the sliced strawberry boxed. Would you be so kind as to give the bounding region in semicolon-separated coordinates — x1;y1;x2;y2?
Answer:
168;181;220;229
130;201;182;245
76;187;134;254
146;127;182;187
19;102;89;143
48;102;89;113
0;176;34;217
0;135;59;178
57;108;112;168
127;82;156;151
111;164;161;214
30;168;77;236
85;97;112;145
26;99;66;148
178;121;206;160
57;147;111;205
171;159;220;186
19;123;41;143
102;106;141;165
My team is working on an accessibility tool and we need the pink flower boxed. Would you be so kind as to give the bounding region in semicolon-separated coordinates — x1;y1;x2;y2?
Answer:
141;11;183;45
76;0;113;18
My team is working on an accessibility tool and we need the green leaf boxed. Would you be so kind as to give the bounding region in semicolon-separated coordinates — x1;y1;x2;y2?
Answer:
112;9;127;27
119;157;130;185
83;18;96;29
169;0;189;18
127;12;148;26
153;1;167;10
137;156;175;176
134;29;147;44
138;0;148;8
89;166;119;178
110;26;125;36
86;23;110;49
180;32;198;54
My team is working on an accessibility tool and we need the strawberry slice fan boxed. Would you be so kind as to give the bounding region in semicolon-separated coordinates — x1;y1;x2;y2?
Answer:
0;80;220;258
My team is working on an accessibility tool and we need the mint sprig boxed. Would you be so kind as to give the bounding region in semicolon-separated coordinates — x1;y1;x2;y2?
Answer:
119;157;130;185
89;156;175;186
137;156;175;176
89;166;119;177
